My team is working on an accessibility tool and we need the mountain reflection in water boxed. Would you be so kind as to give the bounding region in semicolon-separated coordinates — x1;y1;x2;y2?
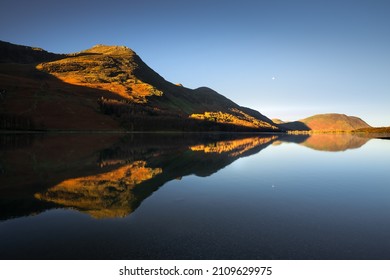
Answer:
35;135;278;218
1;133;278;220
0;133;372;220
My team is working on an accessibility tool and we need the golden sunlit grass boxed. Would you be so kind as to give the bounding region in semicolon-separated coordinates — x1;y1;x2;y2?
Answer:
190;108;277;129
36;46;163;103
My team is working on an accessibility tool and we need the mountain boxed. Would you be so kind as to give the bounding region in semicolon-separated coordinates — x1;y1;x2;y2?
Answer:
278;113;371;131
0;41;278;132
271;118;285;125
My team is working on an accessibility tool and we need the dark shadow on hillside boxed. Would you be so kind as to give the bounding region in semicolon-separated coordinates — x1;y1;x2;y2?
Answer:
278;121;311;131
0;60;127;131
68;52;101;57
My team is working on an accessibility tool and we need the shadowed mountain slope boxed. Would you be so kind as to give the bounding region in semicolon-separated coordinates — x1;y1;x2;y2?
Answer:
0;41;278;131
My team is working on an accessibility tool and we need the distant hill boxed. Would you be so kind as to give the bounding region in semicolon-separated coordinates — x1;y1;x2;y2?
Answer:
271;118;284;124
279;113;371;131
0;41;278;132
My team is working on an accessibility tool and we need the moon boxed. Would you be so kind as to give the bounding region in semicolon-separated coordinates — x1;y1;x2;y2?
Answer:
272;76;276;80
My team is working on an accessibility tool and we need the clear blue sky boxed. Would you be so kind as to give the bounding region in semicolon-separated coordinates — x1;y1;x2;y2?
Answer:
1;0;389;126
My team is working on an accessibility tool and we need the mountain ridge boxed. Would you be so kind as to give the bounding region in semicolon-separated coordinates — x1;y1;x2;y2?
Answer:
0;41;375;133
0;41;278;132
0;40;65;63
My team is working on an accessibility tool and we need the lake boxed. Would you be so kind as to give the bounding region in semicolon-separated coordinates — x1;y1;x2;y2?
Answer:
0;132;389;259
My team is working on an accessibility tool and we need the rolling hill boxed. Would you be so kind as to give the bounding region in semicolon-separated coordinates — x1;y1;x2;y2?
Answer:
277;113;371;131
0;41;278;132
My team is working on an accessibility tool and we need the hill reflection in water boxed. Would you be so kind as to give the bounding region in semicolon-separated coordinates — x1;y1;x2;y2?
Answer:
274;133;370;152
301;134;370;151
0;133;371;220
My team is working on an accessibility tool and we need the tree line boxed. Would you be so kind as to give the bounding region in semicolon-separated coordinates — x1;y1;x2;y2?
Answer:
97;97;270;132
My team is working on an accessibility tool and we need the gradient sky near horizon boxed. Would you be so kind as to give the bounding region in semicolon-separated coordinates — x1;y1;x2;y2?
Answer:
1;0;389;126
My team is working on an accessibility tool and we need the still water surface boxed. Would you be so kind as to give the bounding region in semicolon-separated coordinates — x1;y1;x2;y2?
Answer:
0;133;389;259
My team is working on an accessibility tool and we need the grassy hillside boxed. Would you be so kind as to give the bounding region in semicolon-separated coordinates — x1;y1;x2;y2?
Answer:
0;41;278;132
0;62;123;131
279;113;371;132
302;114;370;131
